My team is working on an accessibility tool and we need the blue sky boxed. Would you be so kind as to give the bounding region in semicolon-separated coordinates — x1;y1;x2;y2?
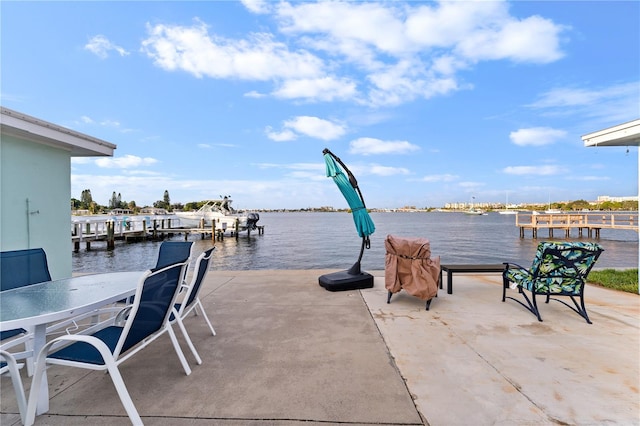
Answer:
2;0;639;210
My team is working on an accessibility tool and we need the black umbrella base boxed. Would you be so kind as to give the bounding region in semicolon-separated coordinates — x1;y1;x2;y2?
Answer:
319;270;374;291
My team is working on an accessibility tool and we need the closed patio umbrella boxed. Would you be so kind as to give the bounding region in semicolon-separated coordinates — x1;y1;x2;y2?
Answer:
319;148;375;291
324;149;376;238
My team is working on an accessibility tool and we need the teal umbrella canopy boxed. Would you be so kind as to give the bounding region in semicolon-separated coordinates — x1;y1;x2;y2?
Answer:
323;150;376;238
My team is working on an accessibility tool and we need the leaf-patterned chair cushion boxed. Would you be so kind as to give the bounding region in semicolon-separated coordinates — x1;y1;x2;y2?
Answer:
505;242;603;295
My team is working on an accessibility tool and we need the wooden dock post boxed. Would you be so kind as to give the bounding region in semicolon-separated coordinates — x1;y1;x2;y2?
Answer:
199;218;206;239
106;220;115;250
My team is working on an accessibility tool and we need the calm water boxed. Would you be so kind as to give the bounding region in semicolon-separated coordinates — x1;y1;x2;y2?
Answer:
72;211;639;274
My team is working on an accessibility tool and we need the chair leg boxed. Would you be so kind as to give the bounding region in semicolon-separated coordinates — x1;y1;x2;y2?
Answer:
577;294;592;324
195;299;216;336
505;286;544;322
166;324;192;376
104;361;143;425
502;277;508;301
172;309;203;365
25;344;51;426
425;298;432;311
387;291;392;304
0;351;27;425
527;291;543;322
556;294;592;324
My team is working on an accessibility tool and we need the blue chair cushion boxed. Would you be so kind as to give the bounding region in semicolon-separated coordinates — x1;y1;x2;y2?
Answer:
48;326;124;365
0;329;26;341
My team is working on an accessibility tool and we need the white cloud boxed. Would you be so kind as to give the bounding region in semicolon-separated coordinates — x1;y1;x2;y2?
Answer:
85;35;130;59
456;16;565;64
510;127;567;146
241;0;271;14
255;162;325;172
277;1;409;55
349;137;420;155
459;181;485;188
95;155;158;169
197;144;212;149
71;157;93;164
141;20;324;81
284;116;346;140
244;90;267;98
503;165;564;175
419;174;459;183
253;161;327;180
265;127;297;142
272;77;357;102
71;172;331;208
267;116;346;141
528;82;640;124
368;164;410;176
567;175;610;181
138;2;565;107
530;83;638;108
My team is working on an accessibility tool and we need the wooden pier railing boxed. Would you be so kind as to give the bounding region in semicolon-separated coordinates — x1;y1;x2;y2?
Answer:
515;212;638;238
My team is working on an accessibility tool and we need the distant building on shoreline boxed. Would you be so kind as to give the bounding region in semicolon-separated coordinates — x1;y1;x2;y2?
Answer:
597;195;638;202
444;195;637;210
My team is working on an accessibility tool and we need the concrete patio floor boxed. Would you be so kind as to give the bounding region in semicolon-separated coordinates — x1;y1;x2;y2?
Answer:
2;269;639;425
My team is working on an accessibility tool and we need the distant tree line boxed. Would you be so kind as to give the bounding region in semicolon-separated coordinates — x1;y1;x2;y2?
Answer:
538;199;637;212
71;190;638;214
71;189;183;214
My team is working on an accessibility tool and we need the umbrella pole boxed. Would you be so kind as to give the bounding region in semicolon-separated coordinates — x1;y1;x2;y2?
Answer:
347;236;367;275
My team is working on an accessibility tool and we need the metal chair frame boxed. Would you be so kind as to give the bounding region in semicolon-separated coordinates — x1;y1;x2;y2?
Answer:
171;247;216;364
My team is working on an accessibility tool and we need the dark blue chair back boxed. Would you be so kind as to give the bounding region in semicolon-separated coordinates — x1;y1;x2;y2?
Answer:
1;248;51;291
121;262;185;354
154;241;193;270
183;248;215;310
1;248;52;340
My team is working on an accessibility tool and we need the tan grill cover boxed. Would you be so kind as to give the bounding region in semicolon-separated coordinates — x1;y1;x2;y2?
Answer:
385;234;440;300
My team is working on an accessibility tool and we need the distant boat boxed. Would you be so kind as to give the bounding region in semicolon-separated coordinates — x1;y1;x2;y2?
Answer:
545;195;561;214
108;208;133;215
464;208;487;215
499;191;518;214
175;197;260;231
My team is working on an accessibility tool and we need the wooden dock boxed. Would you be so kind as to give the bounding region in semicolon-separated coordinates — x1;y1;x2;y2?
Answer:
515;212;638;238
71;216;264;251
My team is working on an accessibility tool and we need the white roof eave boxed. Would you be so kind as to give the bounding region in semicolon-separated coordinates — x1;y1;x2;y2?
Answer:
1;107;116;157
582;119;640;147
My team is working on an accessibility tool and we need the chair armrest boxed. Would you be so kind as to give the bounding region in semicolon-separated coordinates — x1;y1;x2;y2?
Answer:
114;306;133;326
503;262;529;271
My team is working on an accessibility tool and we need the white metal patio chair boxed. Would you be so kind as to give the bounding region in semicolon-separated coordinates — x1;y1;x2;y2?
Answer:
24;260;191;426
170;247;216;364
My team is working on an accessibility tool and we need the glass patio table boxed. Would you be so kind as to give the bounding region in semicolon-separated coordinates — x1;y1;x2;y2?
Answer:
0;271;143;415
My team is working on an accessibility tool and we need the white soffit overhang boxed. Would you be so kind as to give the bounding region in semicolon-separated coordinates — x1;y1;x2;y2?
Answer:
582;119;640;147
0;107;116;157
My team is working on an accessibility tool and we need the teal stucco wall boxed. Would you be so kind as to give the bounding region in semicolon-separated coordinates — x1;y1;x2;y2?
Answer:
1;135;72;279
